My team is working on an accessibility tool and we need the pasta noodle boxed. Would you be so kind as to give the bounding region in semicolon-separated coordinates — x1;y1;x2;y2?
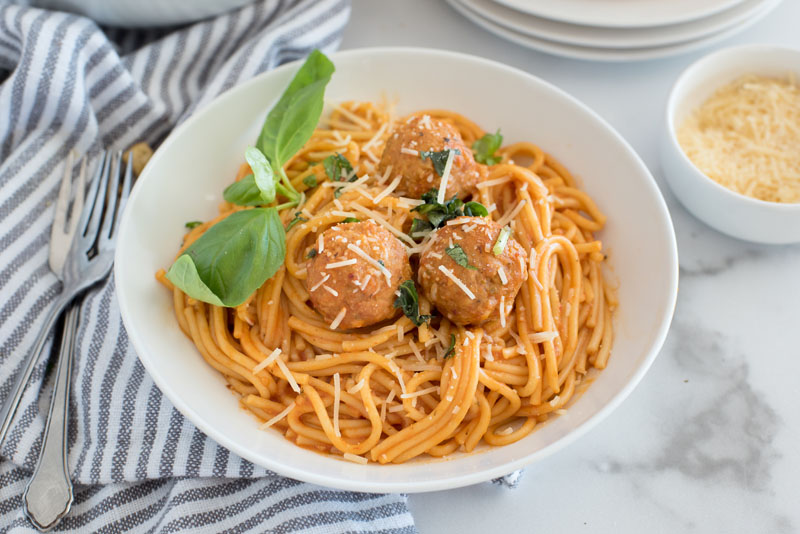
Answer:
156;101;616;464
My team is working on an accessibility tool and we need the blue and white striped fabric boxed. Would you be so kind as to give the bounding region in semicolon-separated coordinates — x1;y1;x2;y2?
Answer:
0;1;418;532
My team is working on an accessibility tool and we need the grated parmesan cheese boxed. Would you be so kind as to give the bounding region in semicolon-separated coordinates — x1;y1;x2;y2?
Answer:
309;273;330;292
333;372;341;437
347;378;365;394
322;285;339;297
253;348;281;374
677;74;800;203
400;386;439;399
436;149;457;204
347;243;392;284
259;401;296;430
343;452;368;465
326;258;358;269
438;265;475;299
274;356;301;393
496;199;527;228
372;175;402;204
330;307;347;330
497;266;508;285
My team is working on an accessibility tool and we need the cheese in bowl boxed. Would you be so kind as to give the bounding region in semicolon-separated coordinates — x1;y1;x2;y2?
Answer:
677;74;800;203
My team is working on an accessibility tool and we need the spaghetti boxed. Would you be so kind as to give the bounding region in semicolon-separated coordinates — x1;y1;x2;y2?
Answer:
156;101;616;464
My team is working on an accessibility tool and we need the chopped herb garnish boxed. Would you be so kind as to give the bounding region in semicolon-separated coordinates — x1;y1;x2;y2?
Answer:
492;226;512;256
393;280;431;327
464;201;488;217
334;187;344;199
472;130;503;165
409;218;434;237
185;221;202;229
411;188;488;230
302;175;318;188
443;333;456;359
342;217;360;223
307;248;318;259
377;259;385;267
286;211;307;230
419;148;460;177
445;244;477;270
323;153;354;182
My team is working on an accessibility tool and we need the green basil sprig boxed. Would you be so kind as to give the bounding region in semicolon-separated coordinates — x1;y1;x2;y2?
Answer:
166;209;285;307
256;49;334;207
169;50;334;307
472;130;503;165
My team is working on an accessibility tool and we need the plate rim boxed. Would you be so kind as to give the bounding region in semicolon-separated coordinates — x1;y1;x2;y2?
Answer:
115;46;679;493
491;0;750;28
459;0;772;49
447;0;781;62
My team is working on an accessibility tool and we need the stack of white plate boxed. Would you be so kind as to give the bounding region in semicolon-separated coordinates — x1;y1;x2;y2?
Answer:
446;0;783;61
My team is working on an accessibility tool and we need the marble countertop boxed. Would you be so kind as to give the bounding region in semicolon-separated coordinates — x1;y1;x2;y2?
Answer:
341;2;800;532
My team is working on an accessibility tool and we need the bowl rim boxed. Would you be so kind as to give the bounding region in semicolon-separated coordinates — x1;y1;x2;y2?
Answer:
664;43;800;211
115;46;679;493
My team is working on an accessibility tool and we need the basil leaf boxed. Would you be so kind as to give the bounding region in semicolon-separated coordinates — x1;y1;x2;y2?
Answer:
443;333;456;359
286;211;307;230
464;201;488;217
166;208;286;307
302;175;318;188
185;221;202;229
244;147;275;203
342;217;360;223
223;174;266;206
256;50;335;174
409;218;433;238
472;130;503;165
419;148;460;177
445;244;477;270
165;255;224;306
323;153;354;182
393;280;431;327
493;226;512;256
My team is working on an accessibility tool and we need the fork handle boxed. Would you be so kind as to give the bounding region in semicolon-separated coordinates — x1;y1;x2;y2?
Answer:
23;304;78;531
0;292;71;447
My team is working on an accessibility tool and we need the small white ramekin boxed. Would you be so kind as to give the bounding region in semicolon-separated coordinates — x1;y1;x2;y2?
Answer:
661;44;800;244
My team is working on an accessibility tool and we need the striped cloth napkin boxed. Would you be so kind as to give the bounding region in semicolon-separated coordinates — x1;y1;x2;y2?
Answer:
0;1;420;532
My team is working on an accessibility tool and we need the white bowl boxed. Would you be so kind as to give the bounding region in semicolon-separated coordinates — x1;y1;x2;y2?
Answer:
661;44;800;244
115;48;678;493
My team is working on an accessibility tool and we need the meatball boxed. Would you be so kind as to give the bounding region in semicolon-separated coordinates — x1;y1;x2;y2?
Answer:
306;220;412;330
418;216;527;326
378;115;483;200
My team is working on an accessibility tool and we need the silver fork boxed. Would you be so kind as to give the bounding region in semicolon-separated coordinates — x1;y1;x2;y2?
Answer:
0;153;87;446
21;151;133;531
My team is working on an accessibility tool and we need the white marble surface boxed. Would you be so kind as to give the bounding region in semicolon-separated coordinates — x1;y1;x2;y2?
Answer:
340;2;800;532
